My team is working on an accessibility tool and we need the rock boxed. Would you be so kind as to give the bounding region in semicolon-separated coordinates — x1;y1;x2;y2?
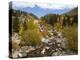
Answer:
12;50;19;58
41;37;50;43
21;46;35;53
12;33;21;45
55;38;62;43
53;30;57;36
41;48;46;54
18;52;27;58
61;38;69;49
58;48;63;51
18;53;23;57
52;52;58;56
27;47;42;57
41;46;50;55
15;46;36;58
57;43;61;47
45;46;50;49
48;42;53;45
52;49;63;56
57;32;62;38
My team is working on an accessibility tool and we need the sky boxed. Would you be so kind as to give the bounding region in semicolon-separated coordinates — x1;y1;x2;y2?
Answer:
12;1;77;18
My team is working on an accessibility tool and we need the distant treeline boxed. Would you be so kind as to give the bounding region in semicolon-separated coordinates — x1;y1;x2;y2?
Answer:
9;9;38;19
40;14;78;26
40;7;78;27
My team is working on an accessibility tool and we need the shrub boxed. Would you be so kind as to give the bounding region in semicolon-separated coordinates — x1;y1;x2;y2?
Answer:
19;19;38;35
19;24;25;35
54;23;62;32
20;29;41;46
62;24;78;51
27;20;38;29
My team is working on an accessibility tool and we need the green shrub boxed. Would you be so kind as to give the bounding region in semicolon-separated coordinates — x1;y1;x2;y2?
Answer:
27;20;38;29
62;24;78;51
19;19;38;35
20;29;41;46
54;23;62;32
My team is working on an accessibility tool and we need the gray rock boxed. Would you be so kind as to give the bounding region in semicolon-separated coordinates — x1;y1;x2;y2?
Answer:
61;38;69;49
12;50;19;58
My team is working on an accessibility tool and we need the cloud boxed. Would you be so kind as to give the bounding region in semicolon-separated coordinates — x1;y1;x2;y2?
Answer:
12;1;77;10
12;1;35;9
36;3;66;9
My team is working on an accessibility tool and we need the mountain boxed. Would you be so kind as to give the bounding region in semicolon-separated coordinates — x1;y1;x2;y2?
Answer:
13;5;72;18
63;7;78;16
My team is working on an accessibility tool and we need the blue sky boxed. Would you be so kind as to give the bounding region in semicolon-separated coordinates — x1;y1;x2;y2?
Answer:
12;1;77;18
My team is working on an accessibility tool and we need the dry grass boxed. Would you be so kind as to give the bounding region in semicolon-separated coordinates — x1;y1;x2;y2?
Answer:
62;24;78;51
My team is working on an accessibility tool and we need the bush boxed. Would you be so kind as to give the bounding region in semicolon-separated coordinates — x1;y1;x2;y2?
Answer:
19;20;38;35
27;20;38;29
20;29;41;46
54;23;62;32
62;24;78;51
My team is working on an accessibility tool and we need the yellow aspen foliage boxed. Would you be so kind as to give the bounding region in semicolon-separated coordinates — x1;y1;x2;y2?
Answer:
54;23;62;32
19;24;24;35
